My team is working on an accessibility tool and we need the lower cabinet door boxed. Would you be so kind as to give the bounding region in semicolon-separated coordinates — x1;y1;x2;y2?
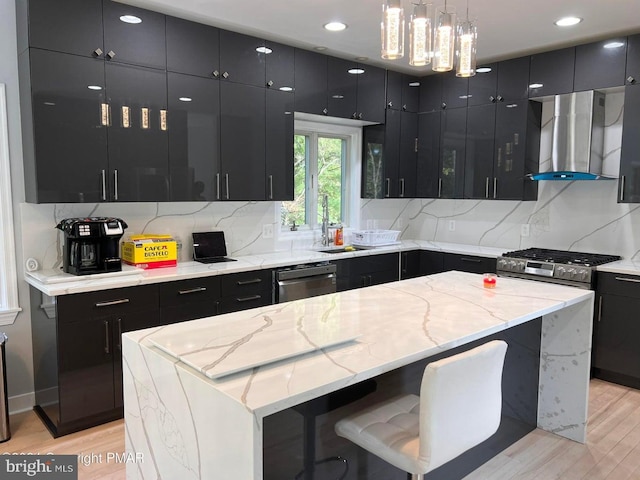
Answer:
58;316;115;423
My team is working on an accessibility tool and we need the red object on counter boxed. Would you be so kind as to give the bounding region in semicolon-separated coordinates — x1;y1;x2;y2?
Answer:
483;273;497;288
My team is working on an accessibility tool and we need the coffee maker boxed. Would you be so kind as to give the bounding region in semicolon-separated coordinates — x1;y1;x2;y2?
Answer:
57;217;128;275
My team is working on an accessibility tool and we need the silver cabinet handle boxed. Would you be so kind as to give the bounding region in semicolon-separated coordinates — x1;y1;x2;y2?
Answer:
216;173;221;200
619;175;626;202
213;70;220;78
236;295;261;302
614;276;640;283
461;257;482;263
414;138;418;153
106;50;116;60
93;48;103;57
597;296;603;322
493;177;498;199
485;177;490;198
104;320;110;354
268;175;273;200
95;298;130;308
116;318;122;350
438;178;442;198
385;178;391;198
178;287;207;295
101;170;107;201
225;173;230;200
114;169;119;200
222;71;229;79
399;178;405;197
237;278;262;286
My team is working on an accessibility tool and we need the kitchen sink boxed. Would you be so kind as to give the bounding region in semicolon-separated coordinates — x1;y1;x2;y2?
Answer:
318;246;369;254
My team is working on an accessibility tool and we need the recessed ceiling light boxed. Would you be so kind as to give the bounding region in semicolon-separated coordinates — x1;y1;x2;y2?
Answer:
179;97;192;102
604;41;625;49
324;22;347;32
256;46;273;54
279;86;294;92
476;67;492;73
314;46;328;51
43;102;56;106
348;68;365;75
408;82;421;87
529;83;544;89
554;16;582;27
87;85;103;90
120;15;142;24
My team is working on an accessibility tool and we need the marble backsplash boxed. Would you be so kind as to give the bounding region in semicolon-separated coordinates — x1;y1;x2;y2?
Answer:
20;91;638;271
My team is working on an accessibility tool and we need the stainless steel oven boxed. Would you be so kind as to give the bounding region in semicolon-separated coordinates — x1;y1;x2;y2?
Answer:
274;263;337;303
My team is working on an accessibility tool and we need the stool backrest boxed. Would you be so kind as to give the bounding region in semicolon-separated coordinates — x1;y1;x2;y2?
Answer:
418;340;508;471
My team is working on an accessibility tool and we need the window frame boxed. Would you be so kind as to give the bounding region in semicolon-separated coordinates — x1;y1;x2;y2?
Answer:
0;84;21;325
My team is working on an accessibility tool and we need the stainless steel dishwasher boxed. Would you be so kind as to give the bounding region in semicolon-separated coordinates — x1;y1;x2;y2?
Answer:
274;263;337;303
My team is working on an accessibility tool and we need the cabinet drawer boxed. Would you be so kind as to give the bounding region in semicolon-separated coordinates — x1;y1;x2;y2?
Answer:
218;292;271;314
220;270;272;297
159;277;221;307
160;302;220;325
350;253;399;277
57;285;158;322
597;272;640;298
443;253;496;274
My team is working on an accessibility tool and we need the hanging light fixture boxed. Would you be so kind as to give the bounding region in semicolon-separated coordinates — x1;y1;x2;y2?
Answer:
409;1;432;66
456;1;477;77
432;1;456;72
381;0;405;59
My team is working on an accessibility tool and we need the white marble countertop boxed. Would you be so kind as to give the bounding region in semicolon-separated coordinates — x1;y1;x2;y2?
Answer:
25;240;508;296
597;259;640;276
125;271;593;418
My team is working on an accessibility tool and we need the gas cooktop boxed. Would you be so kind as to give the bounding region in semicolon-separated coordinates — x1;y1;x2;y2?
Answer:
502;248;621;267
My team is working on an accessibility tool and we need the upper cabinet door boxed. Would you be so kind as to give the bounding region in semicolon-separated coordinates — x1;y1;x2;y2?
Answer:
386;70;403;110
398;111;418;197
167;72;220;201
439;107;466;198
327;57;357;119
574;38;627;91
441;71;468;109
266;89;294;201
464;104;496;199
619;84;640;203
265;41;295;91
362;124;386;199
529;47;575;97
467;63;497;106
627;34;640;84
103;2;166;70
166;16;220;79
497;56;530;102
356;64;386;123
416;111;441;198
419;74;443;113
26;0;104;58
28;49;108;203
294;49;328;115
105;63;169;202
219;30;267;88
383;109;401;197
401;76;421;112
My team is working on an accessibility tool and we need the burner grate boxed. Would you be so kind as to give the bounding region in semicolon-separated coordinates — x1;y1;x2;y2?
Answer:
502;248;620;267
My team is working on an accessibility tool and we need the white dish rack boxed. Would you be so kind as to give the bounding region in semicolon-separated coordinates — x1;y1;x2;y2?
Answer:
352;230;401;247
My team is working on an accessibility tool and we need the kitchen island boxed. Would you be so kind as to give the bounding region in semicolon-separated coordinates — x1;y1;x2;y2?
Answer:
122;271;594;479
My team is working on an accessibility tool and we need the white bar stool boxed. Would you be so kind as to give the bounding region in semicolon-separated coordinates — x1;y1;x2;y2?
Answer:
334;340;508;480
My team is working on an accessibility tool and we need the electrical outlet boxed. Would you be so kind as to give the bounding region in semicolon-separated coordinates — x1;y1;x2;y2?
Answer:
521;224;530;237
448;220;456;232
262;224;274;239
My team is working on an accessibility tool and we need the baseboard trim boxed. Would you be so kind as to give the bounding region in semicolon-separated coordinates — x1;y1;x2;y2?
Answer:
9;391;34;415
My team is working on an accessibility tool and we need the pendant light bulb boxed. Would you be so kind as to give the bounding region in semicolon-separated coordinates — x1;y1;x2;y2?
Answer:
432;3;456;72
409;1;433;66
381;0;405;60
456;4;477;77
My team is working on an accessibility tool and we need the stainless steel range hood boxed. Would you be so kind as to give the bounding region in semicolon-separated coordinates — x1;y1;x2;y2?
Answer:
528;90;615;180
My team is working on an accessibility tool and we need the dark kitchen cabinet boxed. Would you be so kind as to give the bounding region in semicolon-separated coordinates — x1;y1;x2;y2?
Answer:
105;62;169;202
22;49;108;203
420;250;445;275
593;273;640;389
382;110;401;198
398;111;418;197
467;63;497;106
219;269;273;313
416;111;441;198
442;71;469;110
529;47;575;97
327;57;358;119
159;276;222;324
439;107;467;198
362;123;385;199
443;253;496;274
20;0;104;58
626;34;640;84
266;89;294;200
219;30;267;88
497;57;531;102
265;41;295;91
333;253;399;291
32;285;159;437
464;104;496;199
220;82;266;200
166;16;220;79
419;74;443;113
400;250;421;279
574;38;627;91
356;64;386;123
102;1;166;70
294;49;328;115
387;71;421;113
167;72;221;201
618;84;640;203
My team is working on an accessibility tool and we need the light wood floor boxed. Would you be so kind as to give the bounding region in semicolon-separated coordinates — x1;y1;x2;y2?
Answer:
3;379;640;480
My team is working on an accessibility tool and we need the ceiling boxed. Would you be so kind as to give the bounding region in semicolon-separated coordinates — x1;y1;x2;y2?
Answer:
117;0;640;75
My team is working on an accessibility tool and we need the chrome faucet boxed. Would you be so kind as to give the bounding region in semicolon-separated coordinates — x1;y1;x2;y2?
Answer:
321;194;331;246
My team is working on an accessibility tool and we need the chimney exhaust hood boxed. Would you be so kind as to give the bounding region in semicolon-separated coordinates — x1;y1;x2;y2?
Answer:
528;90;615;181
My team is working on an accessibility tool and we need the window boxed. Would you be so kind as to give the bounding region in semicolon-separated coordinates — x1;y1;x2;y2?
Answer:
0;84;21;324
281;118;361;231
